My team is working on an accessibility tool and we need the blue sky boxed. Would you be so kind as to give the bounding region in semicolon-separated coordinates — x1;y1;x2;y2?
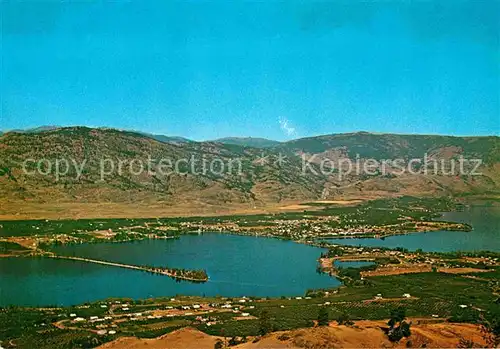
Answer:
1;0;499;140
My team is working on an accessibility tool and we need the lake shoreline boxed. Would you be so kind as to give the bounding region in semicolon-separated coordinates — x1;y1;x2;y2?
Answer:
0;199;498;307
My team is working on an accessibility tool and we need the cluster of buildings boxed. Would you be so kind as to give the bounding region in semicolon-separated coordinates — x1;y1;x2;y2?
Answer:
65;296;262;333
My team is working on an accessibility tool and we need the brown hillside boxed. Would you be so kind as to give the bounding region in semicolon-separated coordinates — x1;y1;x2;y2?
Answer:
1;128;499;219
97;321;488;349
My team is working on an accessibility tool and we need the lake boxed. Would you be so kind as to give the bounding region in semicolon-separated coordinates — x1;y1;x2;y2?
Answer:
1;205;498;306
322;205;500;252
0;234;339;306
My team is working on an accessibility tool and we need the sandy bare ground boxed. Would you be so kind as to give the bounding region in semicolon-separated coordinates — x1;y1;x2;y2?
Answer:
279;204;312;210
0;201;273;220
0;200;329;220
361;265;432;277
258;320;487;349
4;237;37;249
0;197;373;220
98;327;221;349
279;200;363;211
318;258;333;269
438;267;491;274
98;321;487;349
240;321;488;348
312;200;364;205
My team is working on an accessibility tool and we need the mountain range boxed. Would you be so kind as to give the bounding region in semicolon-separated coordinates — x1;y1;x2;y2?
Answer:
0;127;499;219
1;126;280;147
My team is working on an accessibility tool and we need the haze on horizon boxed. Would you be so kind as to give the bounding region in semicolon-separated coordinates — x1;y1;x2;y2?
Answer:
1;0;499;140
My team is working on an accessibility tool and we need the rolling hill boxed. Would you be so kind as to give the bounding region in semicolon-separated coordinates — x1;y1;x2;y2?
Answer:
213;137;281;148
137;132;193;145
0;127;499;219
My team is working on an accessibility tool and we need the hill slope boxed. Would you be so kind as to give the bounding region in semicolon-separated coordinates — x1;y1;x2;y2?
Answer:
138;132;193;145
0;128;499;218
279;132;500;163
214;137;281;148
97;322;487;349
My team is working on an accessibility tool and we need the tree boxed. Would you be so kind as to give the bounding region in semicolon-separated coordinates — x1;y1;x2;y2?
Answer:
259;310;272;335
480;314;500;347
387;307;412;342
228;337;239;346
317;306;329;326
388;307;406;329
337;311;354;326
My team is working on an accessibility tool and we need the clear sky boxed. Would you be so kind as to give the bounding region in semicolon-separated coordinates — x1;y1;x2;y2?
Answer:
1;0;499;140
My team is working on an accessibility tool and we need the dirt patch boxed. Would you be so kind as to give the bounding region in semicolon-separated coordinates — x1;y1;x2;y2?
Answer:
279;204;312;210
407;322;487;348
98;327;221;349
236;320;487;349
438;267;490;274
98;321;487;349
361;265;432;277
233;315;258;320
313;200;364;205
319;258;333;269
0;198;371;220
6;237;37;249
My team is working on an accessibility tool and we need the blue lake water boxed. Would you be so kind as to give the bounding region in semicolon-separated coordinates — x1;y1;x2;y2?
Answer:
1;205;498;306
322;205;500;252
0;234;339;306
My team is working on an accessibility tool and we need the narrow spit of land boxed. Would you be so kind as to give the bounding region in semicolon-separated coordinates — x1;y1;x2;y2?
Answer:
48;255;209;282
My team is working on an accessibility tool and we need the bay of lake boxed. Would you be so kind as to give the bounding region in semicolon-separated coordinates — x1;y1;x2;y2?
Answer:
0;234;338;306
322;205;500;252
